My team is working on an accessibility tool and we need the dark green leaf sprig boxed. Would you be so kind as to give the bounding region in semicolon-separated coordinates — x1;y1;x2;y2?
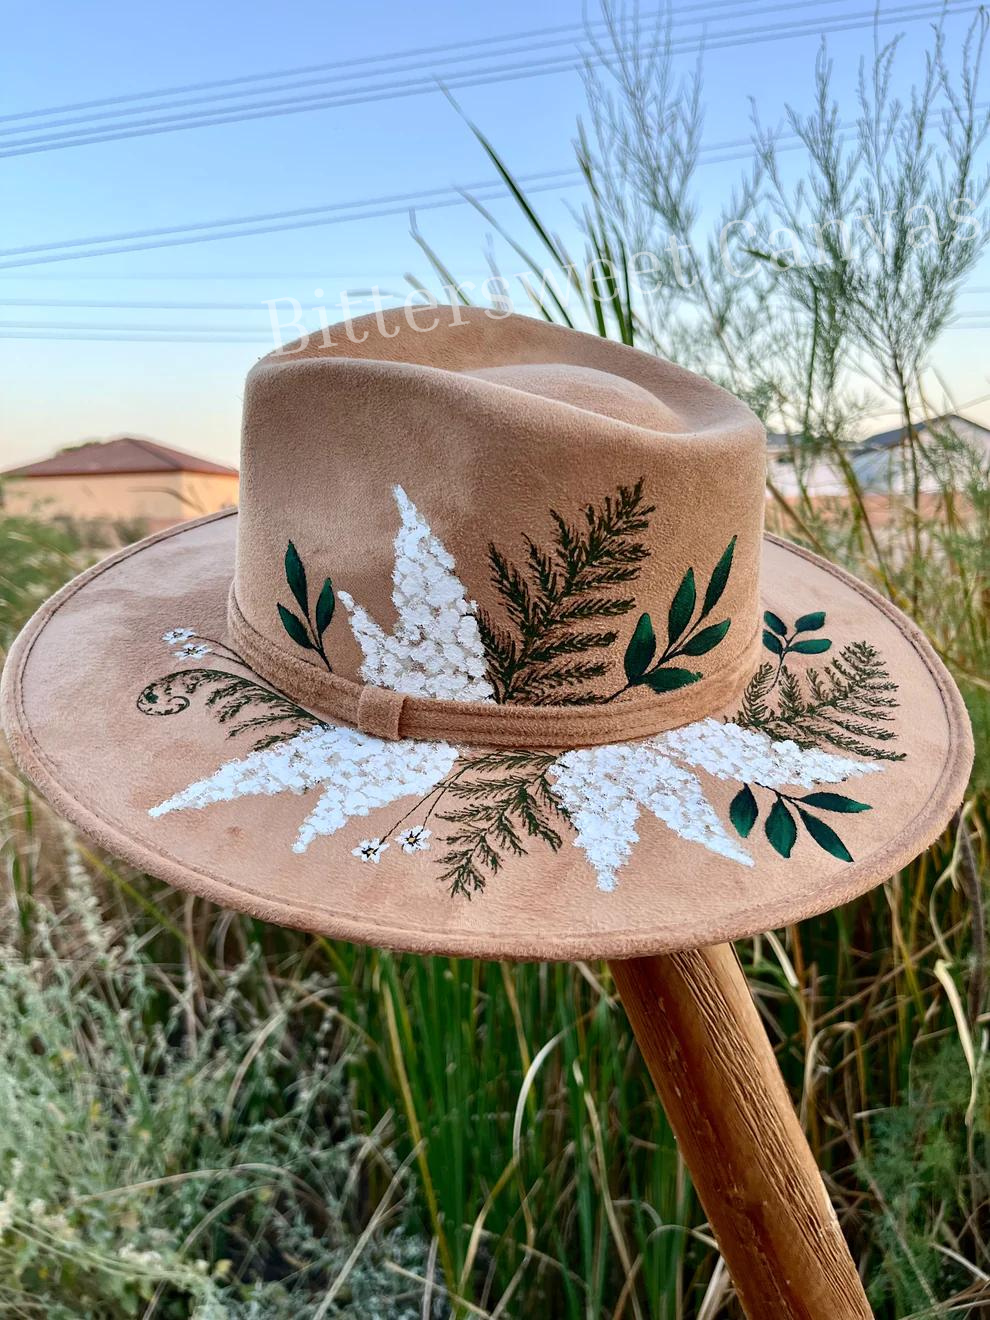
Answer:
277;541;336;672
763;609;831;679
729;783;870;862
613;536;736;698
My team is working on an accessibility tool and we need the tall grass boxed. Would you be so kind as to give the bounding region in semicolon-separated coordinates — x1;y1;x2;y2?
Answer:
2;6;990;1315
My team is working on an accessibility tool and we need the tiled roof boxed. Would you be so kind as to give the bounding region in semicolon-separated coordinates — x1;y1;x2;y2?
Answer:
3;436;238;479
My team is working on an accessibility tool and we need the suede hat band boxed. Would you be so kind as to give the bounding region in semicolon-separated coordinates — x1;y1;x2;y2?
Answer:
227;585;764;748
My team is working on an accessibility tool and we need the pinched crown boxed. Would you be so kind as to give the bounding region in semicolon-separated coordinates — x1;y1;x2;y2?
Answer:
229;307;766;747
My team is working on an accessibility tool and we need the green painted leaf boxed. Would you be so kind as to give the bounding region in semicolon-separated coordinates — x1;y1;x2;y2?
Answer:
667;567;696;645
799;792;871;813
315;577;336;636
762;629;785;655
701;536;736;618
763;610;788;636
729;784;759;837
277;604;313;650
624;612;657;682
790;638;832;655
765;799;797;857
284;541;309;617
643;666;701;693
798;808;853;861
680;618;731;656
795;610;826;633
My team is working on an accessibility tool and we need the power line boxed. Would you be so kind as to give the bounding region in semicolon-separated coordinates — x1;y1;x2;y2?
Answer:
0;296;398;309
0;329;270;342
4;319;988;345
0;181;560;270
0;319;277;332
0;0;843;132
0;0;969;158
0;116;907;272
0;271;406;281
0;170;580;258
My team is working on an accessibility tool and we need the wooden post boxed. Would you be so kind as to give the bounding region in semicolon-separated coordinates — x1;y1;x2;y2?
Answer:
609;944;872;1320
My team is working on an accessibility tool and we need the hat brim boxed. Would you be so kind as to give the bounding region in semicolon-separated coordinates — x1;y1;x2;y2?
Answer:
1;510;972;962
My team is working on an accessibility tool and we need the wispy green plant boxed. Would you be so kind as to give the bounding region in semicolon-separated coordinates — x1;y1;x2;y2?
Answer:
0;807;429;1318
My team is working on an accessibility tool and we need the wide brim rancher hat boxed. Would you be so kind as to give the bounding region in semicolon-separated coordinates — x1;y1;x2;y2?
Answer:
1;307;973;961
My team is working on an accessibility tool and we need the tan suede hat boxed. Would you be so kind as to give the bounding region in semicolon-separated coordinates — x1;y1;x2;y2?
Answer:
1;307;973;960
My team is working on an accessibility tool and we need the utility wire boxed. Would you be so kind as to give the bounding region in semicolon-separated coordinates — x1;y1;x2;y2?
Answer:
3;322;988;344
0;1;969;158
0;171;580;258
0;271;407;280
0;297;396;309
0;181;563;269
0;0;847;131
0;329;270;342
0;114;916;272
0;319;279;332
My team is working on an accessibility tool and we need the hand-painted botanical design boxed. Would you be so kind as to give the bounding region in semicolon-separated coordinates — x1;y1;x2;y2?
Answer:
476;484;735;705
549;719;882;889
139;662;323;753
762;608;831;681
476;481;653;704
150;722;458;856
729;610;903;861
737;615;903;761
435;751;569;897
139;489;904;896
611;536;737;697
277;541;336;672
338;486;494;702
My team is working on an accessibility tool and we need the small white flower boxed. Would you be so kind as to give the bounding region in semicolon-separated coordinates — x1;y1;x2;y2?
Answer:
162;628;195;644
397;825;432;854
173;642;211;660
352;837;389;863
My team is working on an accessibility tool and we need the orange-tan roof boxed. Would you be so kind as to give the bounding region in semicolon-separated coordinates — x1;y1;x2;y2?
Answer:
3;436;238;479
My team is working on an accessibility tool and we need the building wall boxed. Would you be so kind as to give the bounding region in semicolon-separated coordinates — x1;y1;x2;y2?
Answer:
2;471;238;530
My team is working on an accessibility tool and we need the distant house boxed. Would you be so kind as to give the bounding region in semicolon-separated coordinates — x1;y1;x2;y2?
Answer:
766;414;989;506
766;432;847;501
2;436;238;533
851;414;990;495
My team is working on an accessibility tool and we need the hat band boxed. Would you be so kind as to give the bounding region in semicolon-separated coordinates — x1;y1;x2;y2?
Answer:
227;587;761;749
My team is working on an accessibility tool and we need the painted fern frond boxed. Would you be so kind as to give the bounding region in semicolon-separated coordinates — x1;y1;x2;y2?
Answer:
734;642;904;761
137;668;323;752
736;660;776;728
478;480;655;704
437;751;569;896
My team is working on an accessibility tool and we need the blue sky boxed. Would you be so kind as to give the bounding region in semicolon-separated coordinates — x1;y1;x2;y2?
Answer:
2;0;988;466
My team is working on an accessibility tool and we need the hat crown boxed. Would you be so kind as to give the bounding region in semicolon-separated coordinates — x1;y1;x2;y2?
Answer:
232;308;766;735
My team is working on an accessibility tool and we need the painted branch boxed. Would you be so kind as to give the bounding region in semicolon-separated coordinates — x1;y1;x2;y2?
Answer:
609;944;872;1320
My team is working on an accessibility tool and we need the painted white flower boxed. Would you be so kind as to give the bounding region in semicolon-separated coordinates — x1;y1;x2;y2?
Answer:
549;718;882;892
397;825;432;854
338;486;495;703
352;838;389;863
162;628;195;644
149;724;457;854
173;642;211;660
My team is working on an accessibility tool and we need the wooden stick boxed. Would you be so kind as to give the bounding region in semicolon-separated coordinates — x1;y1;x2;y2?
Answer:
609;944;872;1320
